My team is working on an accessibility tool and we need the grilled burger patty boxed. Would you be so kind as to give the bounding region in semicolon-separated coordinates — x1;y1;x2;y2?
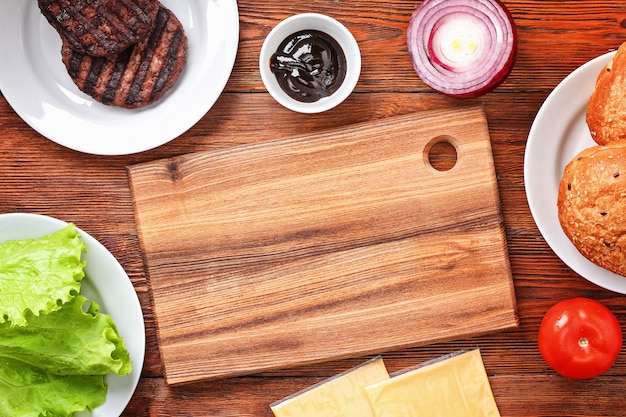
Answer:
39;0;159;57
61;5;187;109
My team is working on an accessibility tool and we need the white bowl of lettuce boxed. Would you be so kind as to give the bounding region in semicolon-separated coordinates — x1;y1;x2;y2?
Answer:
0;213;145;417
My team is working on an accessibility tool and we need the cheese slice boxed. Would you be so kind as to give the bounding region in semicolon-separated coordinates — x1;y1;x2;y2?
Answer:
270;357;389;417
365;349;500;417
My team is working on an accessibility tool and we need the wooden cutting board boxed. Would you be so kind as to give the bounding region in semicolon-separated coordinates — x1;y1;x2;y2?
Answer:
127;106;518;385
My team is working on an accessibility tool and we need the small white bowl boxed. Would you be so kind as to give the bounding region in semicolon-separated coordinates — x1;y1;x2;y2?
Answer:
259;13;361;113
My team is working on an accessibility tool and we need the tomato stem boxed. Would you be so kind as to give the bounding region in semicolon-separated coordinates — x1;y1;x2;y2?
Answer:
579;337;589;348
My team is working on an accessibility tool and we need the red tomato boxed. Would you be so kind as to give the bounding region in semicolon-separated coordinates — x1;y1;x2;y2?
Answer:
538;297;622;379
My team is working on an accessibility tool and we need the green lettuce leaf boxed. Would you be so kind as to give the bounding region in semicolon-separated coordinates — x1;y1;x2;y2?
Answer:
0;224;86;327
0;356;107;417
0;294;131;376
0;224;133;416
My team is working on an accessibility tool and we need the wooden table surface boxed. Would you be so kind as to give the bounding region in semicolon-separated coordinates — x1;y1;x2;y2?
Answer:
2;1;626;416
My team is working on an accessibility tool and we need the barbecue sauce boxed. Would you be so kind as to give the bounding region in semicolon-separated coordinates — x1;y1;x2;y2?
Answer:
270;30;347;103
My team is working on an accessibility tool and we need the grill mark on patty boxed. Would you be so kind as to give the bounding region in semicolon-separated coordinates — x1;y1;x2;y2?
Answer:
153;28;184;100
67;50;84;80
117;0;155;26
84;55;107;96
97;0;152;45
126;6;168;105
48;1;122;54
102;49;133;104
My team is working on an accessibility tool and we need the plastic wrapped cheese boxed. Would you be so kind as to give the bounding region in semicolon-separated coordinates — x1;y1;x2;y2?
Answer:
365;349;501;417
270;356;389;417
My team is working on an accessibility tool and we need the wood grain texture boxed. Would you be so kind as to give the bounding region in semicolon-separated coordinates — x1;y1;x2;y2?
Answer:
128;107;518;384
2;0;626;415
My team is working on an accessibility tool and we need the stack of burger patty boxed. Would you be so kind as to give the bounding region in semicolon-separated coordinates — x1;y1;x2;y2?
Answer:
38;0;188;109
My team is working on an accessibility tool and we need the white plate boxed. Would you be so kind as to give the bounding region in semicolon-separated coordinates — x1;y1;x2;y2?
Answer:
524;51;626;294
0;0;239;155
0;213;145;416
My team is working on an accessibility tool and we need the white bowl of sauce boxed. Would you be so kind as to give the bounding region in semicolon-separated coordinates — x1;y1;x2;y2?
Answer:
259;13;361;113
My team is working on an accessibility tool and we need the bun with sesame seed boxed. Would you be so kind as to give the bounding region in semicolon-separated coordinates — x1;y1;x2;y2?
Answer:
587;42;626;146
557;139;626;277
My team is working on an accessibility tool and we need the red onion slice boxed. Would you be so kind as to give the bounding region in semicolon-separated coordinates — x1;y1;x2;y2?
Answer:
407;0;517;98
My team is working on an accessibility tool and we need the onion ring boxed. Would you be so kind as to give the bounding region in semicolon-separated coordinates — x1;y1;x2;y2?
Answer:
407;0;517;98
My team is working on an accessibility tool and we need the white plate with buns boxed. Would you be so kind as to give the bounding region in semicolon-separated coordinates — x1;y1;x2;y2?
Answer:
0;0;239;155
525;50;626;294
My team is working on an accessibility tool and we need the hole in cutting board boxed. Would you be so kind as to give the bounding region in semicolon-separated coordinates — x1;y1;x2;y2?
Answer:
425;136;458;171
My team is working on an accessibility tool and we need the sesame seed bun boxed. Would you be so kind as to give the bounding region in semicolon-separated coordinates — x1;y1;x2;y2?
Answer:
558;140;626;276
587;42;626;146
